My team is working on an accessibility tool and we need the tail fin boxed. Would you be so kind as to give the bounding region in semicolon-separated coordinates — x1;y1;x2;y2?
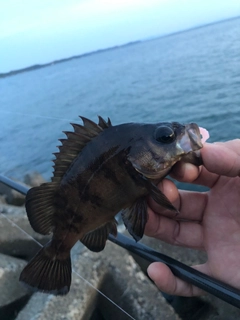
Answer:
19;241;71;295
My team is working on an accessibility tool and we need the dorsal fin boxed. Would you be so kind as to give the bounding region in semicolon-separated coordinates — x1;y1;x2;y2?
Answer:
98;115;112;129
51;116;112;183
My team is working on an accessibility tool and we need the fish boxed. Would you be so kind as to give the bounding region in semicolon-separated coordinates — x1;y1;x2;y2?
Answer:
19;116;203;295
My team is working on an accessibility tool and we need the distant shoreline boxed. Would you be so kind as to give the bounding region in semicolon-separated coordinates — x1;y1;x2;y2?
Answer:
0;41;142;79
1;15;239;79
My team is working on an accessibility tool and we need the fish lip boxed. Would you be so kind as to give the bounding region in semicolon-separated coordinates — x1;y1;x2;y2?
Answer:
187;128;203;149
179;123;203;153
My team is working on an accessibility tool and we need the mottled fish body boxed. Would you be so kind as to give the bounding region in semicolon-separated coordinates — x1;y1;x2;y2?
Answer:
20;116;203;295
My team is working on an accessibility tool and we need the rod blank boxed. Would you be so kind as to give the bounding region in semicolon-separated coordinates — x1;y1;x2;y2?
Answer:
0;174;239;308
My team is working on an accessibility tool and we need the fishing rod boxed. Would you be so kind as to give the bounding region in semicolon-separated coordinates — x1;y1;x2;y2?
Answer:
0;174;240;308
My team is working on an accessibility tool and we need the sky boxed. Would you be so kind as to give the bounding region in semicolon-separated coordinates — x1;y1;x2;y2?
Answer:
1;0;240;73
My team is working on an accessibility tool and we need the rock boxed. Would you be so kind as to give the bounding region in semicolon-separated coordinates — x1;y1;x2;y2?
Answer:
0;171;45;206
0;182;27;206
6;189;26;206
24;172;45;187
0;195;7;204
16;241;180;320
0;204;50;259
0;253;31;320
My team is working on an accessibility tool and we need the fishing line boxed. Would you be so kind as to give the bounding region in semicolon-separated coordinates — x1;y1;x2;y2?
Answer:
0;212;136;320
0;211;41;247
72;269;136;320
0;109;76;122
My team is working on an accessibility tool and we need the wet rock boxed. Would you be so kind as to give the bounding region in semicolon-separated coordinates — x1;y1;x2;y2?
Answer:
23;172;45;187
0;204;50;259
0;253;31;320
16;241;180;320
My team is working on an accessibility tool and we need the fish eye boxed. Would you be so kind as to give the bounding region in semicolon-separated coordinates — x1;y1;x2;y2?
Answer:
155;126;175;144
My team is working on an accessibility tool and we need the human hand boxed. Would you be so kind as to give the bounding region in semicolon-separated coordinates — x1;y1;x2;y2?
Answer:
145;139;240;296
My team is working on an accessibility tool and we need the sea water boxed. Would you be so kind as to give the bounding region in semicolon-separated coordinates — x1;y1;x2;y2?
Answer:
0;18;239;180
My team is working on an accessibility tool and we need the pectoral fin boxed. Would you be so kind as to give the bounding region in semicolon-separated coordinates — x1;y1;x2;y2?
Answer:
143;177;179;213
80;219;117;252
150;183;179;212
121;197;148;242
25;182;58;235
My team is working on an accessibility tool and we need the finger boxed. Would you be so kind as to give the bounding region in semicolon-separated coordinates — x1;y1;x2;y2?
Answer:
170;158;220;188
147;262;206;296
145;207;204;248
171;157;220;188
148;179;207;221
146;179;206;248
201;141;240;177
170;161;201;183
148;179;179;216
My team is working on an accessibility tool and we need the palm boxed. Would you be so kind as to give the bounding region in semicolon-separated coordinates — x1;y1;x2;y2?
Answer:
202;175;240;286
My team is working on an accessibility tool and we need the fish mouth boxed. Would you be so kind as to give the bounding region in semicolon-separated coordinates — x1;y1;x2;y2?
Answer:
178;123;203;153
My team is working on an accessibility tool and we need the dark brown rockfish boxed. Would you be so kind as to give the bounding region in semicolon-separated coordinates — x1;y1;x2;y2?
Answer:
20;116;203;295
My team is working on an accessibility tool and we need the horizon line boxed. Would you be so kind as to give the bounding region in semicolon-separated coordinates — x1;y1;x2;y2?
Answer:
1;15;239;79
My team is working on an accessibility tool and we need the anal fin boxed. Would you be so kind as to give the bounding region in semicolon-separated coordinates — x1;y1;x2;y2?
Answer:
121;197;148;242
80;220;117;252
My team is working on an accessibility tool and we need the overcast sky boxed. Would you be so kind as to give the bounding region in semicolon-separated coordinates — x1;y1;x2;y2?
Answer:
1;0;240;73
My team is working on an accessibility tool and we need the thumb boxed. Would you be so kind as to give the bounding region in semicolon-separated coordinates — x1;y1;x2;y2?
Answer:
202;140;240;177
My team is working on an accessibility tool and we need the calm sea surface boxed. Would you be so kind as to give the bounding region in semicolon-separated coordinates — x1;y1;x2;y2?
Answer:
0;18;240;181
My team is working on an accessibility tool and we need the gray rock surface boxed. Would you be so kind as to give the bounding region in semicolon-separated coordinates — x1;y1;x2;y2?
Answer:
0;253;30;320
0;172;45;206
16;242;180;320
23;172;46;187
0;182;26;206
0;204;50;259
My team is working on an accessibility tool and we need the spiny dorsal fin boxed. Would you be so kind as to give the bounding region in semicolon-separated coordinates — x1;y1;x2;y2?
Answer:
98;115;112;129
79;116;103;135
52;116;112;183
